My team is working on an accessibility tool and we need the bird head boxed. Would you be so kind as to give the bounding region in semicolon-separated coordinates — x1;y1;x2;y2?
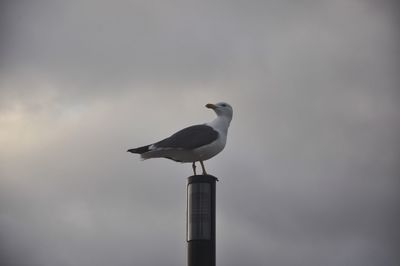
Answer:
206;102;233;119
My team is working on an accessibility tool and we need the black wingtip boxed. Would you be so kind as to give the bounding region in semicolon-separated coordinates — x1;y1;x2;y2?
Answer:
127;145;150;154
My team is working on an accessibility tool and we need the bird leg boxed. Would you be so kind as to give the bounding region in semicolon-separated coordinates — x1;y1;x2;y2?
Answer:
200;160;207;175
192;162;197;176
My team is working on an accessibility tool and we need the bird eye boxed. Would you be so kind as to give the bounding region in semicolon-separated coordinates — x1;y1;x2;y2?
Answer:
221;103;227;107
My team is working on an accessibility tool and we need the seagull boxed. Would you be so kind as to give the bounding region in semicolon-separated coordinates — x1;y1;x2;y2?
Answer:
127;102;233;176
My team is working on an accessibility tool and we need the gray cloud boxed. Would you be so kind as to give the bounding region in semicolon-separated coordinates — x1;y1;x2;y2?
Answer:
1;0;399;265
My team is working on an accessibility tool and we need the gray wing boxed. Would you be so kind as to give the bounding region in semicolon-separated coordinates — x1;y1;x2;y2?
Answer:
153;124;219;150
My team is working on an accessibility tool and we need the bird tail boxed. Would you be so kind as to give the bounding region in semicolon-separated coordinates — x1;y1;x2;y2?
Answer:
127;145;150;154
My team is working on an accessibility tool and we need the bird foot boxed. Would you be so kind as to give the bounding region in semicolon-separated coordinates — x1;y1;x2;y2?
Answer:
192;162;197;176
200;160;208;176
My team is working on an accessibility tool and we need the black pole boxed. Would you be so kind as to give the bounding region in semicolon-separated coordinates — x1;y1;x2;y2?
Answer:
187;175;217;266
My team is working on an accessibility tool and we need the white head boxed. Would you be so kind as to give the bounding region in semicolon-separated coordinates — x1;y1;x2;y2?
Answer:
205;102;233;121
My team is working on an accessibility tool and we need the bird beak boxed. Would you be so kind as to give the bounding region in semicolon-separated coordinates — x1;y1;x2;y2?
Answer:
206;103;217;109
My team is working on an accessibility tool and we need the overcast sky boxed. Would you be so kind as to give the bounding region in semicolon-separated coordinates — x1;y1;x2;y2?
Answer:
1;1;399;265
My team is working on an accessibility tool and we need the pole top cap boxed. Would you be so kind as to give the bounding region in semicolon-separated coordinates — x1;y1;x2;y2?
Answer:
187;175;218;184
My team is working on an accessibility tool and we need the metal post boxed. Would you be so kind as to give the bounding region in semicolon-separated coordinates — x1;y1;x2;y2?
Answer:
187;175;217;266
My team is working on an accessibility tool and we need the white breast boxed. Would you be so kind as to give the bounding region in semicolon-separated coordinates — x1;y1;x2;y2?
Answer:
192;132;227;161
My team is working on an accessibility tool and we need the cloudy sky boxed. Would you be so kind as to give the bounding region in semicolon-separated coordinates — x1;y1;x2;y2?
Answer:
1;0;399;265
